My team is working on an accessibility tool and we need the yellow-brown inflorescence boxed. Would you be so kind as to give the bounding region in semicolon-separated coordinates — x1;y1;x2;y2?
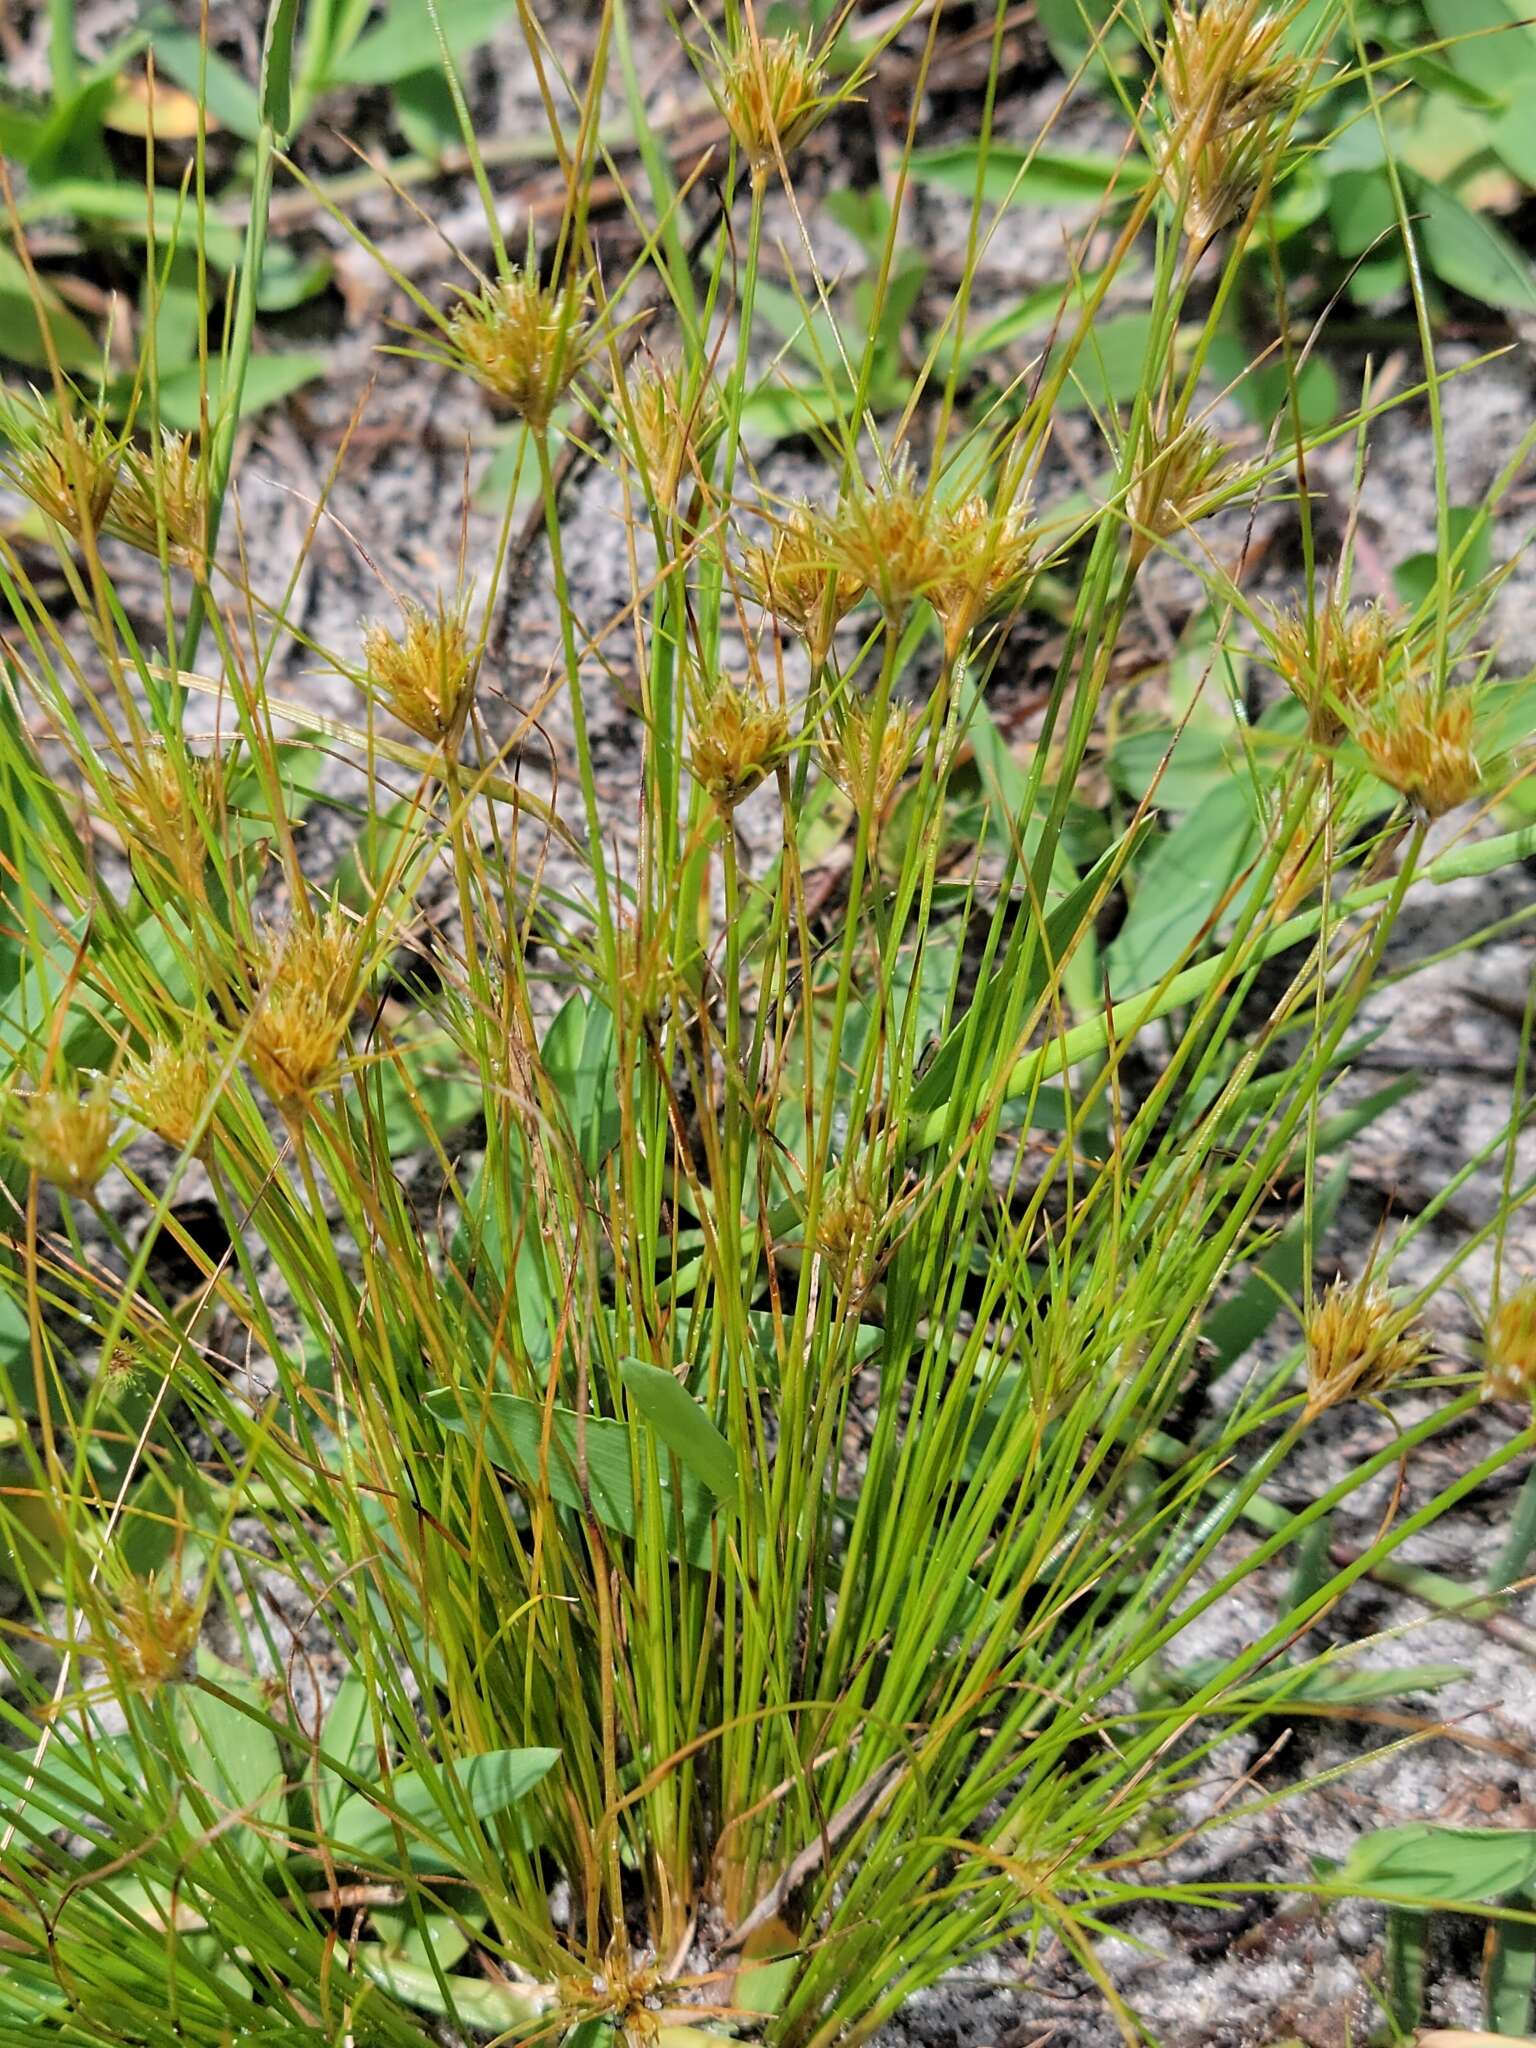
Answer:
246;908;363;1113
928;494;1038;654
1268;596;1395;747
741;501;862;665
363;595;476;746
106;1576;201;1694
1303;1277;1432;1421
125;1037;219;1152
14;1077;116;1198
1483;1282;1536;1405
823;474;955;631
1157;0;1303;245
7;400;120;540
819;698;918;824
110;429;208;570
718;33;831;175
689;680;792;812
1358;683;1482;819
446;270;593;429
1126;421;1235;565
624;361;725;505
815;1170;884;1296
110;743;223;896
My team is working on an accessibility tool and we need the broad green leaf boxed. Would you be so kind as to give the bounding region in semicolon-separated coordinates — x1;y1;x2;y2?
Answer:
424;1388;726;1567
620;1359;738;1504
907;143;1150;211
356;1040;481;1159
1410;173;1536;311
1108;723;1237;813
1179;1657;1467;1708
327;0;522;87
0;247;99;374
1487;1904;1536;2035
145;25;264;140
1046;310;1158;413
315;1674;377;1827
178;1682;286;1871
143;351;327;433
16;183;243;269
542;994;620;1174
1385;1906;1427;2034
331;1747;558;1872
1425;0;1536;99
372;1892;481;1974
1335;1824;1536;1905
1106;780;1261;993
262;0;302;138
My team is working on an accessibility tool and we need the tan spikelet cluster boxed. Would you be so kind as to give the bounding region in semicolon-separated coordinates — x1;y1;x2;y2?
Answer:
12;1077;116;1199
109;430;208;571
1157;0;1303;245
816;1171;884;1295
246;909;362;1112
689;681;791;812
819;699;917;822
927;494;1038;653
823;474;954;630
106;1576;201;1694
1127;421;1236;565
1303;1278;1432;1421
363;596;476;745
1268;597;1394;747
718;33;831;175
741;502;862;664
3;395;208;567
1483;1283;1536;1405
125;1037;219;1152
445;271;593;429
109;743;223;896
1358;684;1481;819
623;362;725;505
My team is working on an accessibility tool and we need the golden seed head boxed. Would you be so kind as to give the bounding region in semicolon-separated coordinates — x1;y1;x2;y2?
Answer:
689;680;791;812
445;270;592;428
819;698;917;820
824;474;955;629
623;361;725;503
1483;1283;1536;1405
1268;597;1395;747
741;501;863;658
1157;1;1302;243
13;1077;116;1198
929;493;1038;649
815;1170;884;1294
125;1037;218;1152
6;398;120;539
1358;684;1481;820
110;429;208;570
1127;421;1235;564
246;908;362;1111
109;742;223;885
362;595;476;745
718;33;830;173
108;1576;201;1694
1303;1278;1432;1421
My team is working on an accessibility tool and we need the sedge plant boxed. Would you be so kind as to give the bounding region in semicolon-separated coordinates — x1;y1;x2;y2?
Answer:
0;2;1533;2044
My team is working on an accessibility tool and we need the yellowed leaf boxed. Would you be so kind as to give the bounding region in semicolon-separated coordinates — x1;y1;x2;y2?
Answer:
104;76;213;140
